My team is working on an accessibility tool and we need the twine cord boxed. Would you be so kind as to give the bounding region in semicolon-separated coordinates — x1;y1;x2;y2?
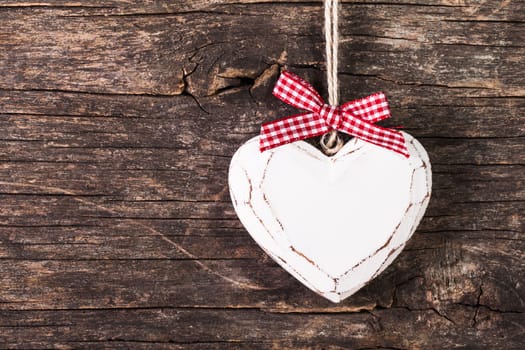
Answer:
325;0;339;106
321;0;343;155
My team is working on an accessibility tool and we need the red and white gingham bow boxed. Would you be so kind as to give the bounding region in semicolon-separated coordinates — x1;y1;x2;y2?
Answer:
259;71;409;158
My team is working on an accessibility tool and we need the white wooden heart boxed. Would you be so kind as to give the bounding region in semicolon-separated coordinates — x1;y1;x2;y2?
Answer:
228;132;431;302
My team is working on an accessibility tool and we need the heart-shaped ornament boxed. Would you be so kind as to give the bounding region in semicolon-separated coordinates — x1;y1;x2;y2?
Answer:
229;132;431;302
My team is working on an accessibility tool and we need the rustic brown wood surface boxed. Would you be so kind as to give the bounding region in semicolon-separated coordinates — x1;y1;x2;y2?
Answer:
0;0;524;348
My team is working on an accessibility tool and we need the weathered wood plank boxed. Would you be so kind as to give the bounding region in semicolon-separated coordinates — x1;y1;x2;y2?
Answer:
0;307;523;349
0;4;523;95
0;0;523;21
1;90;525;136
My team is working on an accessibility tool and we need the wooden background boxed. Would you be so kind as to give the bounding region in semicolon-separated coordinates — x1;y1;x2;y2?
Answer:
0;0;524;348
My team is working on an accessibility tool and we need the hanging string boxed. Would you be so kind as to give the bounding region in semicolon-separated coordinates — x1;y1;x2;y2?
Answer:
320;0;343;155
325;0;339;106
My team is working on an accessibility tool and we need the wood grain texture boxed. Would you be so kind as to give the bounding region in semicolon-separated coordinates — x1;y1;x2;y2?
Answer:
0;0;523;348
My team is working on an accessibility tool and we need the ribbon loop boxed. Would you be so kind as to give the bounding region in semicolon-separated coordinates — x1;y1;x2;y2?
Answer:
272;71;323;113
261;71;409;158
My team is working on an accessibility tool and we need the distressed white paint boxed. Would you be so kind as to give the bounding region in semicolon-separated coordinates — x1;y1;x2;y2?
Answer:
228;132;432;302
